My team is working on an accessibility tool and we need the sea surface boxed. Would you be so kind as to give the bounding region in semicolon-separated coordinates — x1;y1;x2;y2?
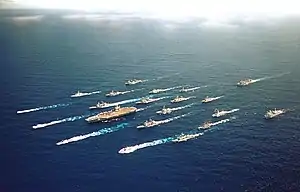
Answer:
1;10;300;192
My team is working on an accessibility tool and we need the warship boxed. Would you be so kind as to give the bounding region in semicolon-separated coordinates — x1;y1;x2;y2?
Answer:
172;133;202;143
125;79;145;85
171;96;190;103
265;108;287;119
237;79;255;86
85;105;137;123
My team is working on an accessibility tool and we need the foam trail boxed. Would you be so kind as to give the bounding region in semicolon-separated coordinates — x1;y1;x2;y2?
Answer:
136;106;152;112
252;78;266;83
253;72;290;83
168;113;191;121
153;73;180;81
32;120;66;129
113;98;143;106
132;88;145;92
173;103;194;110
162;86;182;92
119;137;175;154
119;116;234;154
124;88;145;94
117;90;132;95
56;123;128;145
90;90;101;94
210;118;231;126
32;112;97;129
167;85;182;91
215;96;224;100
17;103;70;114
10;15;44;22
105;97;146;108
155;96;171;100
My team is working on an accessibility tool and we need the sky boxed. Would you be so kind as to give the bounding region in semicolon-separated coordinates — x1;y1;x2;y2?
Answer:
1;0;300;19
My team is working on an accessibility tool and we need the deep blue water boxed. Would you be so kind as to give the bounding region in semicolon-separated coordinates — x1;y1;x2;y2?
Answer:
1;10;300;192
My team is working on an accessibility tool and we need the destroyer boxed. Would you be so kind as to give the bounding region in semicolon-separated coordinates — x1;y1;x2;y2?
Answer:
85;105;137;123
179;86;201;93
149;89;163;94
198;121;213;129
106;90;123;97
202;96;223;103
149;86;181;94
212;108;239;117
71;91;87;98
136;97;160;104
71;90;101;98
171;96;191;103
138;119;159;128
137;114;188;129
172;133;202;143
198;118;232;130
156;106;172;115
89;101;110;109
265;108;287;119
237;79;255;86
125;79;145;85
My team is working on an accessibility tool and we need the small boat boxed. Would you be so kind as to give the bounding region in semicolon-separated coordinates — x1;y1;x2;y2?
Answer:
237;79;255;86
264;108;287;119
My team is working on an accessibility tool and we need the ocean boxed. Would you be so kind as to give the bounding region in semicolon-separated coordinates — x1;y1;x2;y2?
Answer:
1;10;300;192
